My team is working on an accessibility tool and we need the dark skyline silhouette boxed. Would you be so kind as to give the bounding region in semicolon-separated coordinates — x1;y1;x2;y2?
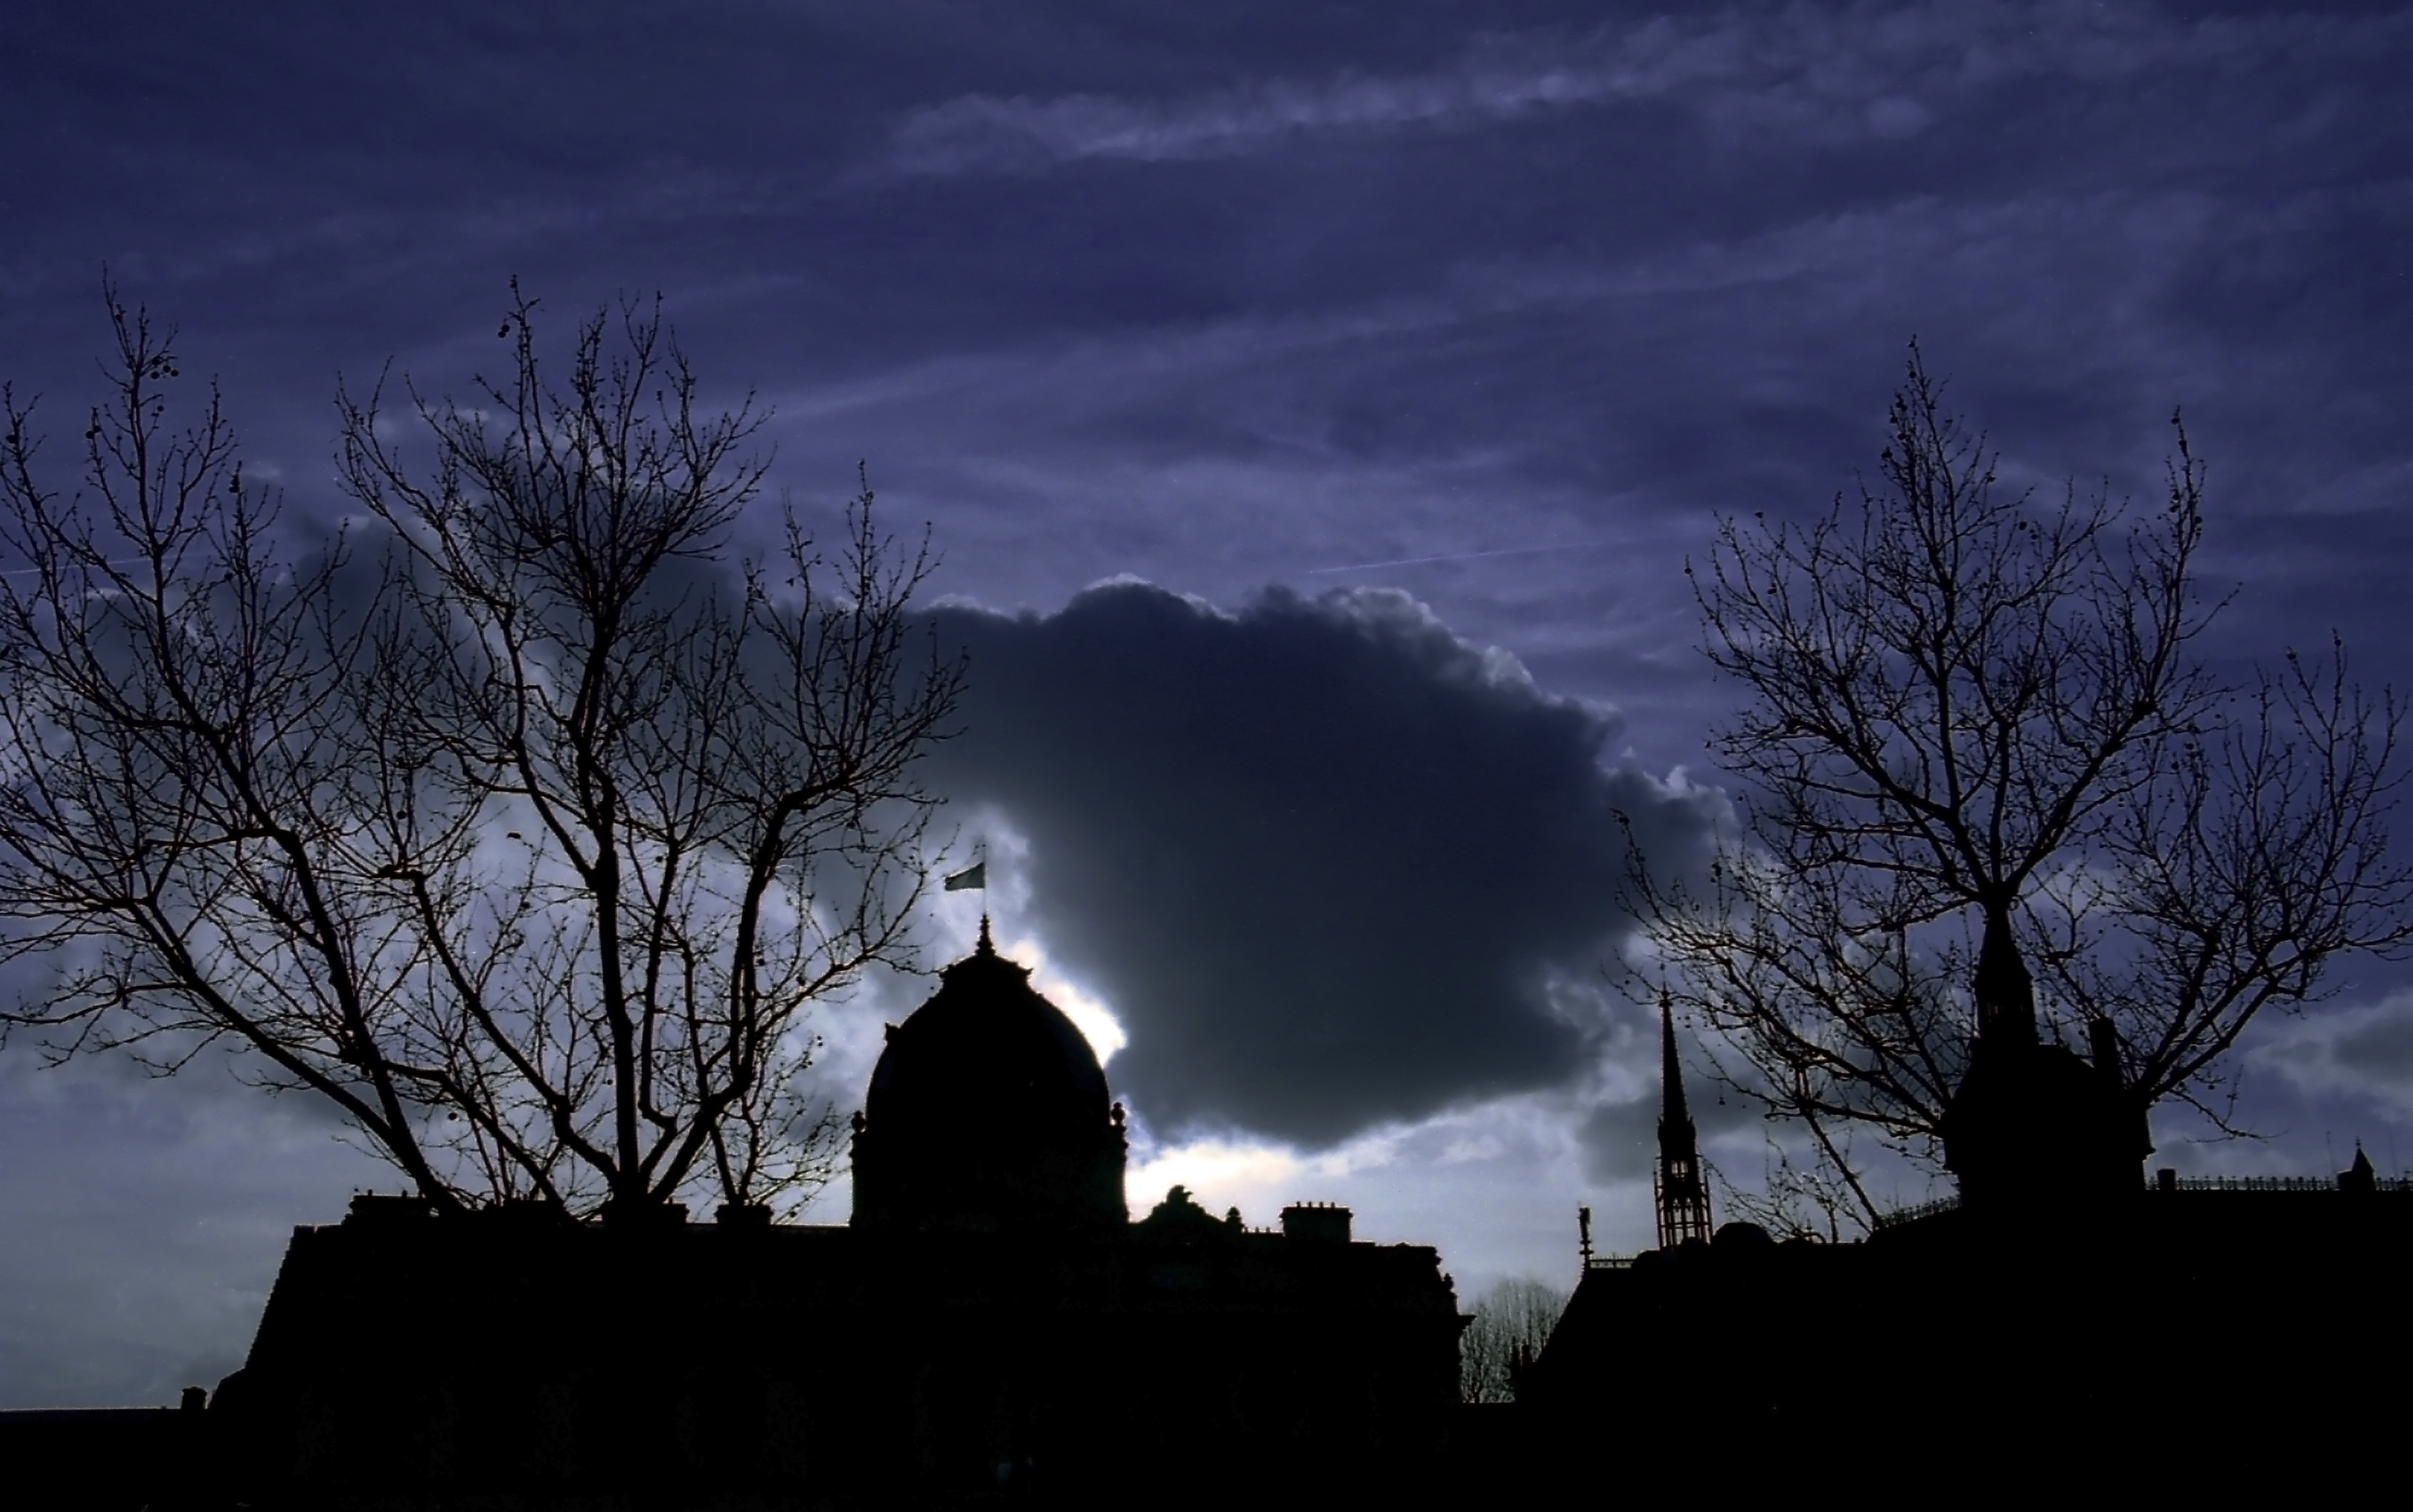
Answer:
1523;934;2413;1492
4;1;2413;1410
0;932;1468;1508
6;924;2404;1505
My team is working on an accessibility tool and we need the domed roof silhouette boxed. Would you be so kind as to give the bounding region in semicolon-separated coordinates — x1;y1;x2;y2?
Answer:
851;922;1128;1234
866;924;1110;1133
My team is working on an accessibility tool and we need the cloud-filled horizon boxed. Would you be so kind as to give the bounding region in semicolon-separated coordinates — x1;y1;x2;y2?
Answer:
4;0;2413;1407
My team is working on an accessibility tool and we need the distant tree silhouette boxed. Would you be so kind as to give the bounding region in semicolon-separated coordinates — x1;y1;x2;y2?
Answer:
0;283;962;1218
1459;1276;1565;1403
1624;345;2413;1226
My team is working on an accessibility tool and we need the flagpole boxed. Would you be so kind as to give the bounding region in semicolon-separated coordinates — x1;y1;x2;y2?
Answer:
941;845;992;954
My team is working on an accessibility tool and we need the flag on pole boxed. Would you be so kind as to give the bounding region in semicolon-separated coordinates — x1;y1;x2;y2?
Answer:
943;862;987;892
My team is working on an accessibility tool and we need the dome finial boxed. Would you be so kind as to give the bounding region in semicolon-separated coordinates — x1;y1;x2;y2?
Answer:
977;912;993;954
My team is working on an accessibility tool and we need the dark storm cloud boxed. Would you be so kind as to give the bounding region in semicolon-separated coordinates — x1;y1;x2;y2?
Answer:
927;581;1722;1146
2251;992;2413;1124
2;1;2404;1150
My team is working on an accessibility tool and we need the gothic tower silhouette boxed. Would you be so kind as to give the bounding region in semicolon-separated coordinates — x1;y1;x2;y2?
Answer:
1654;998;1714;1249
1938;914;2151;1211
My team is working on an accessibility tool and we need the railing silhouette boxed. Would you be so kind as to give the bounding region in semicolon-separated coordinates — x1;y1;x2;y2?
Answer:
1592;1171;2413;1263
2156;1174;2413;1192
1866;1173;2413;1231
1872;1195;1961;1229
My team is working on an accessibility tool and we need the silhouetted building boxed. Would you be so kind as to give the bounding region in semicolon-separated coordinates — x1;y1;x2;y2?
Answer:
172;928;1464;1508
1936;917;2153;1211
0;1396;215;1511
1522;943;2413;1475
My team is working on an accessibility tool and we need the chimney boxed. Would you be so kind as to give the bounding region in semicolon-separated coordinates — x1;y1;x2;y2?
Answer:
2089;1018;2122;1087
345;1192;435;1228
1280;1202;1352;1244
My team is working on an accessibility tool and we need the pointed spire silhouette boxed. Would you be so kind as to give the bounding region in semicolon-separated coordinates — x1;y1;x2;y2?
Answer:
1655;997;1714;1249
2342;1141;2378;1194
1661;993;1693;1130
1974;909;2039;1047
977;912;994;955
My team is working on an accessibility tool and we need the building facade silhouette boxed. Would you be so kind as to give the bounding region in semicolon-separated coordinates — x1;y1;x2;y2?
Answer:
23;922;2409;1503
157;929;1466;1508
1522;952;2413;1476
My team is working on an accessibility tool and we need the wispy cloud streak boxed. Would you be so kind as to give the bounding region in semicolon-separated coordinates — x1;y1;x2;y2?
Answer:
1304;542;1615;576
886;3;2405;177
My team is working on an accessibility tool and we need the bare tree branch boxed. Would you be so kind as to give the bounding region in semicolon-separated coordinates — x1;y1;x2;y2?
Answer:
0;282;964;1218
1623;345;2413;1226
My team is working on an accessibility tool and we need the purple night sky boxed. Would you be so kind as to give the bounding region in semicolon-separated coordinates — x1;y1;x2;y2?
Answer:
4;1;2411;1404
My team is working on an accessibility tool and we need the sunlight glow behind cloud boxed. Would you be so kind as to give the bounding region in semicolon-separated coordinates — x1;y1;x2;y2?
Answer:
1125;1138;1306;1221
931;827;1130;1064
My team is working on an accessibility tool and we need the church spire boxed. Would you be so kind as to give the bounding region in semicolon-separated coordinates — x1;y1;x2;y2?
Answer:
1661;992;1693;1130
1974;908;2038;1047
1655;997;1714;1249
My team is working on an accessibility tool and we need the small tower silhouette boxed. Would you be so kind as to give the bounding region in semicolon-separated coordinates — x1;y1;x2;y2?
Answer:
1655;997;1714;1249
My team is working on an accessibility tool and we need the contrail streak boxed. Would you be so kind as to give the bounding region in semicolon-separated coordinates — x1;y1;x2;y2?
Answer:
0;555;155;578
1301;542;1610;576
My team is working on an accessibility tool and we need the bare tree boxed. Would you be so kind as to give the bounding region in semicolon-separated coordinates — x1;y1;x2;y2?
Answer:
1459;1277;1567;1404
0;284;963;1218
1624;346;2413;1228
